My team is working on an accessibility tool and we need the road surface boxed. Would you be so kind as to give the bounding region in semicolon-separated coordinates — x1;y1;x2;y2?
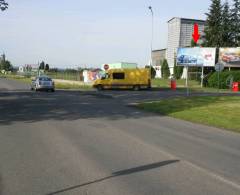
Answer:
0;77;240;195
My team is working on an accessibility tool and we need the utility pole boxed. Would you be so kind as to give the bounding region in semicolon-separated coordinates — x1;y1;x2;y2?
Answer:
148;6;154;67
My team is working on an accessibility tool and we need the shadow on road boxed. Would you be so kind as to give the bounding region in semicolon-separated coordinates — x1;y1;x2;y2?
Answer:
0;89;237;125
46;160;180;195
0;90;158;124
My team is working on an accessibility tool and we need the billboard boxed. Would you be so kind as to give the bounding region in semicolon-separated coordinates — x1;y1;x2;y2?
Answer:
219;48;240;67
177;47;216;67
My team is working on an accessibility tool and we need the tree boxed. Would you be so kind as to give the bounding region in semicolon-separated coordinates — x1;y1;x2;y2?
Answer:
39;61;45;70
204;0;223;47
230;0;240;46
45;64;50;71
222;1;233;46
161;59;170;79
0;0;8;11
174;62;183;79
0;60;12;71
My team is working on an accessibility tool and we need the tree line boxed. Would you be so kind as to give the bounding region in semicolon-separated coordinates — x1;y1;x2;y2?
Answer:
0;59;12;71
204;0;240;47
0;0;8;11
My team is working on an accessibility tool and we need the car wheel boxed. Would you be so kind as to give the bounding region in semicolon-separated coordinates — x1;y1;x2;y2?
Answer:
97;85;103;91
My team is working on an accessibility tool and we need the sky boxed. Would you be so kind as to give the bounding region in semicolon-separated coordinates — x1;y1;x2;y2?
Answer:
0;0;212;68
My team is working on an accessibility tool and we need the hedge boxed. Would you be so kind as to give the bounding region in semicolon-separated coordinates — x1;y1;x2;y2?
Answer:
207;71;240;89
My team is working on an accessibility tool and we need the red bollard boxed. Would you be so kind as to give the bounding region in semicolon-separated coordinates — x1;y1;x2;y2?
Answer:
232;82;239;92
171;79;177;90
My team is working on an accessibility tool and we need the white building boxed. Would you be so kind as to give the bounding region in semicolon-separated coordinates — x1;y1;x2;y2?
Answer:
166;17;206;76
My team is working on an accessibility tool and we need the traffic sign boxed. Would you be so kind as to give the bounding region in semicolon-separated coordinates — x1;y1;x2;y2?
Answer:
104;64;109;71
215;63;224;72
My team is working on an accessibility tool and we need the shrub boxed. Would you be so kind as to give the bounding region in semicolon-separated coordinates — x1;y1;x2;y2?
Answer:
174;63;184;79
207;71;240;89
161;59;170;79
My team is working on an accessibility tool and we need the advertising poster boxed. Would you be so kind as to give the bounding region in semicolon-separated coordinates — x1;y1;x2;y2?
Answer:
219;48;240;67
177;47;216;67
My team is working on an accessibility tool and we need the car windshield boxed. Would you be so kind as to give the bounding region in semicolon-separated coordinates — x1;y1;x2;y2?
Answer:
39;77;52;81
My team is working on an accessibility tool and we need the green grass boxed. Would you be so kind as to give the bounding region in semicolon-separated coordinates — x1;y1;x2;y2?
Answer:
55;83;92;90
46;72;81;81
152;79;200;88
139;96;240;132
151;78;236;93
0;74;31;83
0;73;92;90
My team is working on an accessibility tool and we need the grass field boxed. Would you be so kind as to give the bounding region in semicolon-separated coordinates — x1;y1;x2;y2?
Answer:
139;96;240;132
0;74;92;90
54;83;92;90
152;79;200;88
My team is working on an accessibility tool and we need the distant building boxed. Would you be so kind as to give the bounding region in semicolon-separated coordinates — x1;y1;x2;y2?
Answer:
101;62;138;71
152;49;166;78
166;17;206;76
152;49;166;66
18;64;39;73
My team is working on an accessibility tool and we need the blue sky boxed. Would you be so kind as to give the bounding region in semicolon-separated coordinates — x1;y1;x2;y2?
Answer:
1;0;212;68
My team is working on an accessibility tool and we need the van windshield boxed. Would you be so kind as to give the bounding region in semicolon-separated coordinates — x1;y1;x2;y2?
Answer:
101;73;110;79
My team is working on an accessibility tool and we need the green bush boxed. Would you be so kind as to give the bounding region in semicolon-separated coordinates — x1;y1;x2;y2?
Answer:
161;59;170;79
174;63;184;79
208;71;240;89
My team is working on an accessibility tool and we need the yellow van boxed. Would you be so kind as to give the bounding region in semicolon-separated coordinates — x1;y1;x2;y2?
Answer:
93;68;151;90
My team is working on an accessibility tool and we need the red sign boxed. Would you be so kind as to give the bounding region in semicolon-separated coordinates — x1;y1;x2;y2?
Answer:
104;64;109;70
192;23;200;43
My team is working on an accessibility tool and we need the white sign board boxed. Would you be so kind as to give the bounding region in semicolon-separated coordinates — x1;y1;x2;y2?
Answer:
177;47;216;67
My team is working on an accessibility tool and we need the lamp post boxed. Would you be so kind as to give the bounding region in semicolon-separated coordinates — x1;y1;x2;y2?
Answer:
148;6;154;67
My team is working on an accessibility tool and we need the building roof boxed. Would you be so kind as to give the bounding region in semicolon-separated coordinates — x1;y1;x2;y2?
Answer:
152;49;167;52
168;17;206;24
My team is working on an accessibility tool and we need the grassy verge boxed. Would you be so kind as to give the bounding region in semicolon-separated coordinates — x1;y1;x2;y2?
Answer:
152;78;236;93
0;74;93;90
0;74;31;83
54;83;92;90
152;79;200;88
138;96;240;133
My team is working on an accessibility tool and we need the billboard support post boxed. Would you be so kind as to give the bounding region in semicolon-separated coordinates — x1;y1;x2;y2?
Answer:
215;63;224;94
201;65;204;88
185;66;189;96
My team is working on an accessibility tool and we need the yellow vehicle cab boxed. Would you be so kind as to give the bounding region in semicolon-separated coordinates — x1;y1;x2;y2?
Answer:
93;68;151;90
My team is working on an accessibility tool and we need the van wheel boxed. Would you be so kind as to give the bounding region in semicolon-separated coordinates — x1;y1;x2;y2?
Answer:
133;85;140;91
97;85;103;91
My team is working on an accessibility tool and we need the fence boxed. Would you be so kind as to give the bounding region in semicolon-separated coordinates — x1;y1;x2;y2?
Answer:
46;72;83;81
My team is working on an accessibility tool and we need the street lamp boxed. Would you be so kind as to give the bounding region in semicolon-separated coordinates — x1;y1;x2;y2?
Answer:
148;6;154;66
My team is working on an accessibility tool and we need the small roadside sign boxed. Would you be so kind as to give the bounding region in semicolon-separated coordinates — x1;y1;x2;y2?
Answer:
215;63;224;72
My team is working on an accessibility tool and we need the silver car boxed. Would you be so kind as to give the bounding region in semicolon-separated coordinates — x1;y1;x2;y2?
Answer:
31;76;55;92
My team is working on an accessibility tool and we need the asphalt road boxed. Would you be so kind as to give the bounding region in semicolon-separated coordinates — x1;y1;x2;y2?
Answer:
0;77;240;195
